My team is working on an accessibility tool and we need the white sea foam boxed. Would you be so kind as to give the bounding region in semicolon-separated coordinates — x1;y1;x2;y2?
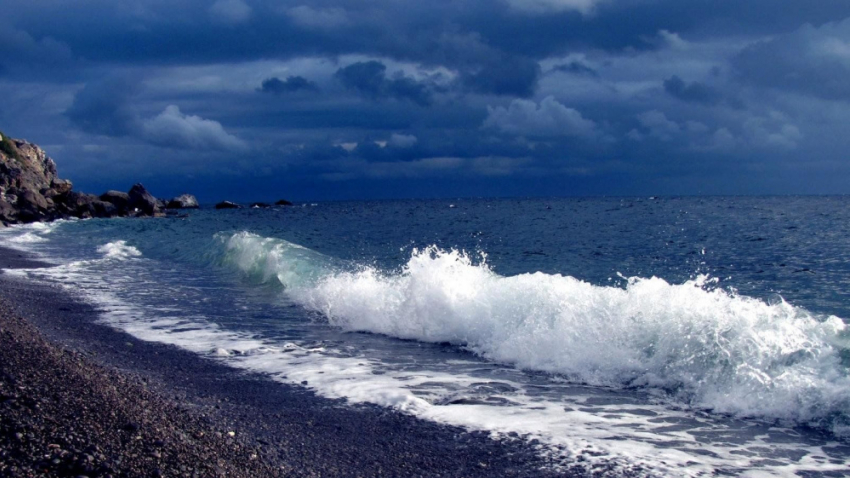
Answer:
6;231;49;243
17;220;63;233
223;233;850;434
96;241;142;260
0;220;65;248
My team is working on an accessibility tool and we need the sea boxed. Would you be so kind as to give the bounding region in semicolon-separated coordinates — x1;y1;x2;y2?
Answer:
2;196;850;477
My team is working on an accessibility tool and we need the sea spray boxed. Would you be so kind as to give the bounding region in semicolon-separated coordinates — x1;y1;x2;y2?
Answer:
222;233;850;433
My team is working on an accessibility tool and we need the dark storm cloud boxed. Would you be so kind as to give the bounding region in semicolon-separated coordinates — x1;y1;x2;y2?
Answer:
335;62;386;97
732;18;850;100
663;76;722;105
458;0;850;60
460;55;540;98
259;76;319;94
65;79;139;137
230;89;487;131
64;78;247;152
335;61;432;106
4;0;850;199
552;61;599;77
0;20;77;81
4;0;850;70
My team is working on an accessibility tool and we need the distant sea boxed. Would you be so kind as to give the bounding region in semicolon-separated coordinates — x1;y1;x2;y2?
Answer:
3;196;850;476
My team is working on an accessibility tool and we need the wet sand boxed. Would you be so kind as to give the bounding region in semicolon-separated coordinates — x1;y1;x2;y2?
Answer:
0;246;588;477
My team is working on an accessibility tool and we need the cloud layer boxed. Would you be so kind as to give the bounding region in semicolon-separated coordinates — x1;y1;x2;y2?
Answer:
484;96;596;137
2;0;850;200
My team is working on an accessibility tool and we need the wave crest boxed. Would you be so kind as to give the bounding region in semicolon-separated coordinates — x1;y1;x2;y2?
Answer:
221;233;850;432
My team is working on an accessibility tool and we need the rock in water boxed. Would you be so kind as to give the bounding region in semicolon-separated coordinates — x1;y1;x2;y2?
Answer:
100;190;131;214
250;202;270;209
215;201;241;210
275;199;293;206
15;196;48;222
128;183;160;215
56;191;100;219
166;194;199;209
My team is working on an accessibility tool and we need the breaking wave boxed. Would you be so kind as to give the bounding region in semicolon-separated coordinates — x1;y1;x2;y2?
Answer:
219;232;850;433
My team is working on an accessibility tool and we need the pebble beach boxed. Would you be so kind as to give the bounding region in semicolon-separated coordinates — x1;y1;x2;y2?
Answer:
0;247;569;478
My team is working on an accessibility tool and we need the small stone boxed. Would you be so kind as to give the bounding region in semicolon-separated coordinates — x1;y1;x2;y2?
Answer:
166;194;199;209
123;422;140;432
215;201;241;210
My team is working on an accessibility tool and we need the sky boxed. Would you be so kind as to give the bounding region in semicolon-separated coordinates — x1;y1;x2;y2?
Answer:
2;0;850;202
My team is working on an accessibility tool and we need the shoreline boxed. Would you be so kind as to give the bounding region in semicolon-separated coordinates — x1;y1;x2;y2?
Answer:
0;246;582;477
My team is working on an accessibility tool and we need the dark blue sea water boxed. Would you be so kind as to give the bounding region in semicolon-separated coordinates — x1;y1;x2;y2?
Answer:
3;196;850;476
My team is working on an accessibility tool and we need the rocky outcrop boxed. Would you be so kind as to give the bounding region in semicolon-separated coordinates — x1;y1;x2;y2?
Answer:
166;194;199;209
0;131;178;225
100;191;131;211
55;191;100;219
128;183;160;216
1;133;68;224
275;199;293;206
215;201;241;209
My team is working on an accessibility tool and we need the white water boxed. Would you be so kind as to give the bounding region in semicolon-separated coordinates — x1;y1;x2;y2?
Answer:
1;220;63;245
222;232;850;435
96;240;142;260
